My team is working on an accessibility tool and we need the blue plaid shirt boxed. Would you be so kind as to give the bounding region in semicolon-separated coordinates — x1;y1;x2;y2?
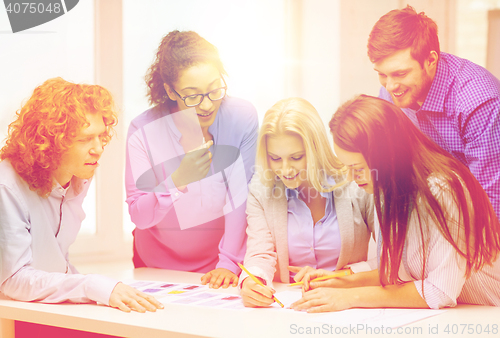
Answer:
380;52;500;221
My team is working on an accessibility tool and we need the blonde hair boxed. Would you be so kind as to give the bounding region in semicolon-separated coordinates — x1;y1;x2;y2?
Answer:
256;97;345;192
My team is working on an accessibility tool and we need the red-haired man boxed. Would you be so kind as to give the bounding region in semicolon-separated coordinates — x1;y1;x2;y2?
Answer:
0;78;163;313
368;5;500;221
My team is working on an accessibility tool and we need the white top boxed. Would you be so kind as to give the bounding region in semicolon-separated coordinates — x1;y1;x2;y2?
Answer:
0;160;117;305
397;177;500;309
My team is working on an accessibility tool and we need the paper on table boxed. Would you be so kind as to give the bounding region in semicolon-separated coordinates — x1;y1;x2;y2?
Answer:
270;290;303;310
124;280;208;298
124;279;251;310
311;308;446;328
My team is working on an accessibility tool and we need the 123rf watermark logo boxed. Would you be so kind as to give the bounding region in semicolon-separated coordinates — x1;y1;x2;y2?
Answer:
3;0;79;33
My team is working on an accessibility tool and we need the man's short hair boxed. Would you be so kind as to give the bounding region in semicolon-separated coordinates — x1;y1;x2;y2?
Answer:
367;5;440;67
0;77;118;196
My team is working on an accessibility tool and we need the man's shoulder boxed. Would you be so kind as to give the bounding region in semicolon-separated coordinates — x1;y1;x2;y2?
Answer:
441;53;500;95
439;53;500;113
0;160;31;198
0;160;23;186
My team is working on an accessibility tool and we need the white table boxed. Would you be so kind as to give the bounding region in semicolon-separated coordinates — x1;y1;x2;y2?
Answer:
0;268;499;338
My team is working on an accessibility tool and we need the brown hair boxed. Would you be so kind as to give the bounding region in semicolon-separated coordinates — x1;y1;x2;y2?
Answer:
367;5;440;67
145;30;227;108
330;95;500;286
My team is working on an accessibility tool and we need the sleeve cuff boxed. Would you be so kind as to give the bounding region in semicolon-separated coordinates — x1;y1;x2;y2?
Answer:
216;259;240;275
155;175;185;202
85;274;120;306
238;266;273;290
414;279;457;309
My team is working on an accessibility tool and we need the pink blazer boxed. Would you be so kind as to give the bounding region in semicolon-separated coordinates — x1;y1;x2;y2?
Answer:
241;176;375;286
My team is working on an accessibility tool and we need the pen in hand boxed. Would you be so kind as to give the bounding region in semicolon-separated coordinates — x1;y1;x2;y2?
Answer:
288;268;353;287
238;263;284;308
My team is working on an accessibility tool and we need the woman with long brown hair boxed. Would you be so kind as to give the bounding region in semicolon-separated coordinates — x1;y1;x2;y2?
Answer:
292;95;500;312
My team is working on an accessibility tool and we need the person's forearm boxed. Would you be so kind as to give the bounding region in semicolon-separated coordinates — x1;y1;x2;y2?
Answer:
1;267;117;305
348;282;429;309
332;269;381;288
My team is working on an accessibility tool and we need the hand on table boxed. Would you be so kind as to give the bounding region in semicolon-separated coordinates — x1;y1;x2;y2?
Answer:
240;277;275;308
288;266;339;291
109;282;164;313
291;287;354;313
200;268;238;289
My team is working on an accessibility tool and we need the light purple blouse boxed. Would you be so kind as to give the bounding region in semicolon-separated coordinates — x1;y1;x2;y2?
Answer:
286;187;341;275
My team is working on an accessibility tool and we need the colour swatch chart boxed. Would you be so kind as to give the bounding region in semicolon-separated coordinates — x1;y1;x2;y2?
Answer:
125;280;207;298
124;280;250;311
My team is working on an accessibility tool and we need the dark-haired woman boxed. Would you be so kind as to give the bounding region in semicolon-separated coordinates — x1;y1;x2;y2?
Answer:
292;95;500;312
125;31;258;288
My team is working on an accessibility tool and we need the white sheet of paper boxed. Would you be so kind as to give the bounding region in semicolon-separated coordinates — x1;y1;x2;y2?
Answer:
311;308;446;328
270;290;303;309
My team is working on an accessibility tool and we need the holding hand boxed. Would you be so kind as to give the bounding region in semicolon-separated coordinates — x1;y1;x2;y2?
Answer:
201;268;238;289
240;277;275;308
109;282;164;313
288;266;351;291
288;266;333;291
171;140;213;188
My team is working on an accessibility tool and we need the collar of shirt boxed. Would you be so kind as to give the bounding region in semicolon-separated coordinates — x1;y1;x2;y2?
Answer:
284;176;337;201
285;186;330;201
51;177;90;199
166;110;184;143
419;52;450;114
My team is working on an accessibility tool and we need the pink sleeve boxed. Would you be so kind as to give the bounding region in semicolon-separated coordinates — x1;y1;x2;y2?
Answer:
240;178;278;286
125;123;183;229
214;153;252;274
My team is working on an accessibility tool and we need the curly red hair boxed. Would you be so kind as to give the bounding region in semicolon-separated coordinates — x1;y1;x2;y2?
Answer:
0;77;118;196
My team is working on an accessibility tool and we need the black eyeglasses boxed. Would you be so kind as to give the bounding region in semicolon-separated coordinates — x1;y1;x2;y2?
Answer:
172;77;227;107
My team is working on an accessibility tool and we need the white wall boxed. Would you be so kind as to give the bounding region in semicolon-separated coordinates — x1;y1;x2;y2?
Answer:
0;1;97;234
1;0;497;264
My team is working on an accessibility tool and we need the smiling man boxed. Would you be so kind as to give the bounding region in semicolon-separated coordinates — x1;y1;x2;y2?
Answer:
368;5;500;221
0;78;162;313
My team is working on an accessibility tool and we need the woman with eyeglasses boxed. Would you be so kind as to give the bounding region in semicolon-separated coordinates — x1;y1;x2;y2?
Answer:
125;31;258;289
291;95;500;312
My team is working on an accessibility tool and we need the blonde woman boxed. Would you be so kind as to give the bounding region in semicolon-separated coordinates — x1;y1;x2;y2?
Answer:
240;98;375;307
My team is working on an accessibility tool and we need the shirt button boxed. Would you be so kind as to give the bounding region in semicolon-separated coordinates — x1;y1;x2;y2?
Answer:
174;192;179;197
310;247;314;252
